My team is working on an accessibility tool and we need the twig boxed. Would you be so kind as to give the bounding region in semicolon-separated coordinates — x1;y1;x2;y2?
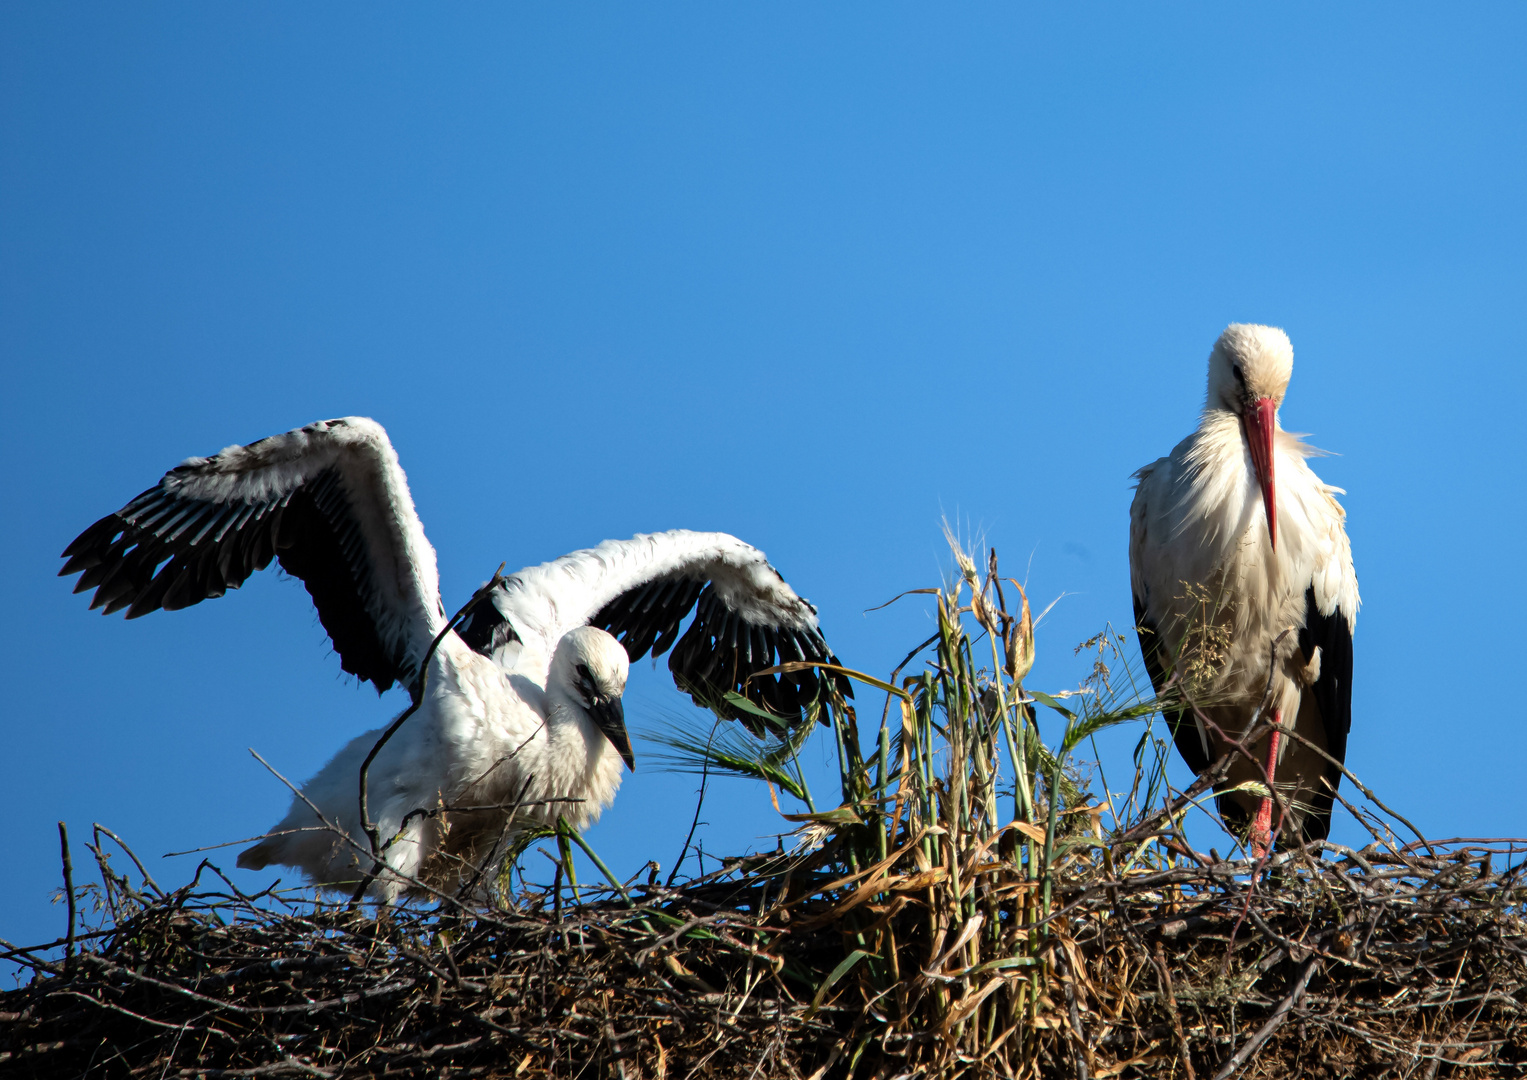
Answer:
92;822;164;896
246;748;492;916
57;821;76;971
163;827;334;857
455;776;536;901
1153;939;1197;1080
1210;957;1320;1080
356;565;507;881
667;717;721;889
1279;726;1438;856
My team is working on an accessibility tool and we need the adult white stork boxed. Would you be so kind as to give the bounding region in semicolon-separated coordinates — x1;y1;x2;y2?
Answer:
1129;325;1358;853
60;417;847;898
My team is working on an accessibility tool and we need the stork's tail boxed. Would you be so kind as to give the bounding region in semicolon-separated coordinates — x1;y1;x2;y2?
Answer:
236;839;277;871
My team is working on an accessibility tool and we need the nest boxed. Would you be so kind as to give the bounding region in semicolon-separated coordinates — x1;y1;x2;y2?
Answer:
3;828;1526;1079
7;549;1527;1077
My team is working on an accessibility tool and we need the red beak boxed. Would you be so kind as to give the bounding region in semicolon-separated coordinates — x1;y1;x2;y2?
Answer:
1243;397;1278;550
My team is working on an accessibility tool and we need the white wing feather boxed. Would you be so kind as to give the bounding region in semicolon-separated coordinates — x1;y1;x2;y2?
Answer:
486;530;820;674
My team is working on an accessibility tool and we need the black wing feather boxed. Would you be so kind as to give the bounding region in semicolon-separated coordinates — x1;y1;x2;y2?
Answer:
1297;585;1354;842
587;575;848;735
456;533;850;736
1134;594;1210;776
456;596;523;656
62;467;402;693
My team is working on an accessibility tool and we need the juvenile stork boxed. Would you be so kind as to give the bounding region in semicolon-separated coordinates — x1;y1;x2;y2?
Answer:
1129;325;1358;852
61;417;847;897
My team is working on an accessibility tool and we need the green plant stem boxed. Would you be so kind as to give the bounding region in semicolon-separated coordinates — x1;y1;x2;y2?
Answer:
876;724;890;867
1041;750;1063;924
554;819;581;905
986;617;1036;856
559;819;631;906
1015;708;1035;879
789;731;817;813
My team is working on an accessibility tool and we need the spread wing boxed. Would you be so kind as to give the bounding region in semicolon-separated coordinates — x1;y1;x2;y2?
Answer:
60;417;447;694
458;530;849;733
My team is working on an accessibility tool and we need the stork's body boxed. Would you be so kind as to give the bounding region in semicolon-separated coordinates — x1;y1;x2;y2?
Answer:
61;418;846;898
1129;325;1358;850
237;627;630;896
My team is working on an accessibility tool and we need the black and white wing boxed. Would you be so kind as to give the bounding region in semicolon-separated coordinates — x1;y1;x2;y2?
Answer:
1296;587;1354;840
457;530;849;733
1292;482;1359;840
1132;596;1209;774
60;417;447;695
1128;460;1212;774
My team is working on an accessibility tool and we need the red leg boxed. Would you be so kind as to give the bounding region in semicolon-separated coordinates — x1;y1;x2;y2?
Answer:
1250;711;1283;858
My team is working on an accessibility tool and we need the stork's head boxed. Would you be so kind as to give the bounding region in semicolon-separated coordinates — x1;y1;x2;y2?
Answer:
554;626;634;771
1207;323;1292;550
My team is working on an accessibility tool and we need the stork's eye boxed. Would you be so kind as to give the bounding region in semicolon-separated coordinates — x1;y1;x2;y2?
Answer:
575;662;596;698
1231;364;1245;384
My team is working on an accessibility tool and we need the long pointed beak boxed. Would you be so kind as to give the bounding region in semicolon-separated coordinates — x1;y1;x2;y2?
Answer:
589;696;634;771
1243;396;1278;550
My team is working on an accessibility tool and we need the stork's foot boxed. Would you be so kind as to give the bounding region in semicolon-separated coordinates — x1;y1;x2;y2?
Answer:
1250;797;1274;859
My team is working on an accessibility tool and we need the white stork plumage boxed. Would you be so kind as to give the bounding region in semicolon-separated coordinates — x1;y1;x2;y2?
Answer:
61;417;847;898
1129;325;1358;853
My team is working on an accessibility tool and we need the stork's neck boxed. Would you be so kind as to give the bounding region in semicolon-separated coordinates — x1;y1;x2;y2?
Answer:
539;680;626;824
541;680;612;760
1196;402;1277;432
1186;409;1255;480
543;680;588;735
1167;409;1279;579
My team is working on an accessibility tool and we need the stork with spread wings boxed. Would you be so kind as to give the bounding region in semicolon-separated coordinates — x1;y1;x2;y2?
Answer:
62;416;847;897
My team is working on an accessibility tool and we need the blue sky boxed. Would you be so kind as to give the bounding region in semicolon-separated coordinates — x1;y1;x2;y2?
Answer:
4;6;1525;955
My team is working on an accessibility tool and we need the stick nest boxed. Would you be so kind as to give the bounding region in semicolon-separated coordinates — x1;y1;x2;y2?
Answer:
3;832;1526;1079
7;550;1526;1076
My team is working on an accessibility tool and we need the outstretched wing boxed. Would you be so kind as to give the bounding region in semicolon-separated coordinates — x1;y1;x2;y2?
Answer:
60;417;447;695
458;530;849;732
